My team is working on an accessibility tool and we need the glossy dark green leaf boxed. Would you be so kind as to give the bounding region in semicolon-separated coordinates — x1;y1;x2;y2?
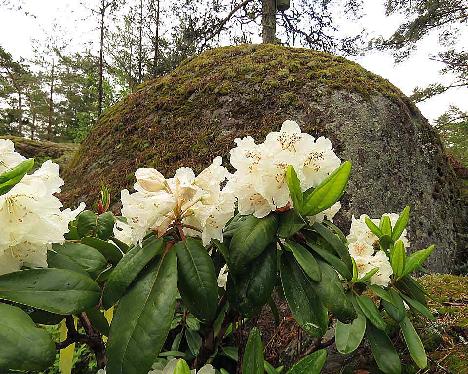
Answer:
391;206;410;242
222;346;239;361
228;244;277;318
366;324;401;374
310;261;356;323
382;289;406;322
277;209;306;238
368;285;393;303
229;214;278;274
286;349;327;374
396;276;427;306
399;293;435;320
185;328;202;356
306;241;352;280
0;268;100;314
286;165;303;213
106;250;178;374
280;253;328;337
86;307;110;336
400;316;427;369
335;313;366;354
402;245;435;277
176;238;218;322
47;250;88;276
28;309;64;325
0;173;26;195
390;240;406;278
242;328;264;374
355;295;386;330
51;242;107;279
82;237;123;265
0;303;55;371
285;240;321;281
311;222;353;272
365;217;383;238
212;239;229;262
102;236;164;309
302;161;351;216
76;210;116;240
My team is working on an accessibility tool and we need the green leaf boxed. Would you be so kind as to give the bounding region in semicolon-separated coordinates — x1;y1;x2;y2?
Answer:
0;158;34;183
356;267;379;283
285;240;321;282
306;241;352;280
47;250;89;276
106;250;178;374
286;165;304;213
380;215;392;237
277;209;306;238
286;349;327;374
102;236;164;309
175;238;218;322
391;240;406;278
185;328;202;356
28;309;64;325
264;360;280;374
51;242;107;279
0;268;100;314
222;346;239;361
85;307;110;336
302;161;351;216
212;239;229;262
242;328;264;374
335;313;366;354
229;214;278;274
382;289;406;322
402;245;435;277
311;223;353;273
391;206;410;242
366;324;401;374
399;293;435;320
82;237;123;265
228;244;277;318
368;285;393;303
174;359;191;374
365;217;383;238
396;276;427;306
309;261;356;323
0;303;55;371
280;253;328;337
76;210;116;240
400;316;427;369
355;295;386;330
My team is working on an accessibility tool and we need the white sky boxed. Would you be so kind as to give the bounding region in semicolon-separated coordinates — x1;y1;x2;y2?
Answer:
0;0;466;123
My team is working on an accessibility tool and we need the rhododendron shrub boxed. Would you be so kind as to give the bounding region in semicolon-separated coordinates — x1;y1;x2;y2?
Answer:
0;123;435;374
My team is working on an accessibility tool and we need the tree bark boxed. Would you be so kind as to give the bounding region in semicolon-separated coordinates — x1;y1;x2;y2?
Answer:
47;59;55;141
98;0;105;116
152;0;160;77
262;0;277;43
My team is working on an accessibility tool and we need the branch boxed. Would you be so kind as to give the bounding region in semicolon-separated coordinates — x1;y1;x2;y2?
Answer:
200;0;254;49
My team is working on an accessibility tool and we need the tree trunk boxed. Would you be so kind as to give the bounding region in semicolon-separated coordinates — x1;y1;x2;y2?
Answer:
262;0;277;43
30;111;36;139
98;0;105;116
17;92;23;135
47;59;55;141
138;0;143;84
152;0;160;77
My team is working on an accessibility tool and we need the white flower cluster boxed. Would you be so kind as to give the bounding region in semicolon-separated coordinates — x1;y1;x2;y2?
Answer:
97;360;215;374
0;140;84;275
226;120;341;219
120;157;235;246
346;214;410;287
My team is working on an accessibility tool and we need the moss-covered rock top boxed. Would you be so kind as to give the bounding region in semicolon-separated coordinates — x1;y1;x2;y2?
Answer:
61;44;465;272
1;136;78;169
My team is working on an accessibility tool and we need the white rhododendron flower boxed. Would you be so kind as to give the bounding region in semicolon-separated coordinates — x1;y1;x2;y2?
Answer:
227;120;341;218
121;157;235;245
112;219;134;246
346;212;410;287
97;360;215;374
0;153;84;275
0;139;26;173
217;264;229;289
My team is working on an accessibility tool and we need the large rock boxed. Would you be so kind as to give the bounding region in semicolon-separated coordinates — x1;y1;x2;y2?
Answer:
62;44;466;272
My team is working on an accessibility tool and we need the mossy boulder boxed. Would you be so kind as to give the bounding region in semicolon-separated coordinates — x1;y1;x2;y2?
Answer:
1;136;78;169
62;44;466;272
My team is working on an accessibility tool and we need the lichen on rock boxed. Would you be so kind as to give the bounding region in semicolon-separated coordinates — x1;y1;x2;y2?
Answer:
61;44;466;272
